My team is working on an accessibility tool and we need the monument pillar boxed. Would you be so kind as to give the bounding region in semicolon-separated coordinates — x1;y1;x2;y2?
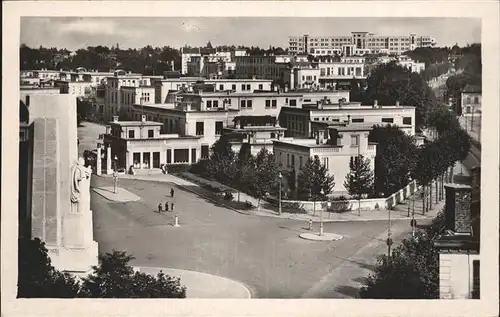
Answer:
29;95;98;275
96;143;102;176
106;144;112;174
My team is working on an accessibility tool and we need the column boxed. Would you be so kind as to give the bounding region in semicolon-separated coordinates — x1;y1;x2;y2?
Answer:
170;148;175;164
150;151;153;169
188;146;192;164
96;143;102;176
128;151;133;170
106;145;112;174
139;152;144;169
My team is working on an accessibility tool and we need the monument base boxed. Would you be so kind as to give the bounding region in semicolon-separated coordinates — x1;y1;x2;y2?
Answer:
47;240;99;276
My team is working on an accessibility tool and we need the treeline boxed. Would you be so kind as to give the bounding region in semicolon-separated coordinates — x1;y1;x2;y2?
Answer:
445;44;482;112
20;44;288;74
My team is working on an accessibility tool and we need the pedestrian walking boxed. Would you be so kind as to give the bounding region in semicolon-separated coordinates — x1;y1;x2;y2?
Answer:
165;202;169;212
158;203;162;213
171;202;175;212
170;188;175;198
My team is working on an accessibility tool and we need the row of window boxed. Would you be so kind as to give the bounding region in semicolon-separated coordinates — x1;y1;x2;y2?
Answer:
311;116;412;125
216;84;265;91
196;121;224;136
128;129;154;139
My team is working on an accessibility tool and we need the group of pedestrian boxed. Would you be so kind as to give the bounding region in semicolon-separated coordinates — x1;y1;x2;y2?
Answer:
157;188;175;213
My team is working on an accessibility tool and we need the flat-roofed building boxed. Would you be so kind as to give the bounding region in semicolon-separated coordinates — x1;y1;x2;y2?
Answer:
461;84;482;116
102;116;203;170
221;115;289;155
279;100;416;137
154;77;206;104
273;122;377;194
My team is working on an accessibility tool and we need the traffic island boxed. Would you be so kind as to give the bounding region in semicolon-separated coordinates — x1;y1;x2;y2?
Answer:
299;232;344;241
93;186;141;203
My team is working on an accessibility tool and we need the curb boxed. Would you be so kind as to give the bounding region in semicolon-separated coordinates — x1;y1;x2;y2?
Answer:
134;266;253;299
246;211;436;223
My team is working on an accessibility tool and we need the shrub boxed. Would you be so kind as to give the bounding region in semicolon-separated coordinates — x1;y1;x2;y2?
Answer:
189;159;209;176
223;191;234;201
166;164;190;174
327;196;352;213
282;202;307;214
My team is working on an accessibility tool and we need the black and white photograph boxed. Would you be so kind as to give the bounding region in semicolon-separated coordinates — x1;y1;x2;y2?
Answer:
2;1;499;317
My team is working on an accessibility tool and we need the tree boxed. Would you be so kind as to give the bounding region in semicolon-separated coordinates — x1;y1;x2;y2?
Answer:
369;125;418;197
79;251;186;298
206;136;236;184
344;155;374;214
17;237;81;298
360;212;444;299
248;148;279;211
297;155;335;214
363;62;437;129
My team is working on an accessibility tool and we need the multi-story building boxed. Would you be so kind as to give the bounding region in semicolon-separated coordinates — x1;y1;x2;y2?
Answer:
54;80;93;97
279;99;416;137
461;85;482;116
180;46;232;75
289;32;436;56
221;115;289;155
273;122;377;194
104;71;162;121
102;116;203;169
232;55;291;84
154;77;206;104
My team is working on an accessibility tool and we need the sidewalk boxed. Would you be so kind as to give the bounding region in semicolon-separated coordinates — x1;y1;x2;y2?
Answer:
99;172;440;222
134;266;251;298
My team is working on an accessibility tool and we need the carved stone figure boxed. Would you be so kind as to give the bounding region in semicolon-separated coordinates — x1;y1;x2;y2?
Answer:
70;157;92;213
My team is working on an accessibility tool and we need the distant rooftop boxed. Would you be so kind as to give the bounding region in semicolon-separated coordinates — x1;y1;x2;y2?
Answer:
109;120;162;127
273;138;341;149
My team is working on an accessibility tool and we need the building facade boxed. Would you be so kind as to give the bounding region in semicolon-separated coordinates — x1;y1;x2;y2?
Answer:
461;85;482;116
273;122;377;194
102;116;203;169
279;100;416;137
289;32;436;55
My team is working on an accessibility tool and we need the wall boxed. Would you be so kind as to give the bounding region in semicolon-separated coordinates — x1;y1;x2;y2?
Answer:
206;80;272;93
439;253;480;299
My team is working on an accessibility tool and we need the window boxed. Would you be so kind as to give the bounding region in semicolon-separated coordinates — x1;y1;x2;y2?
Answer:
201;145;209;158
322;157;329;167
148;129;154;138
472;260;480;299
265;100;271;108
246;100;253;108
219;84;224;91
271;100;277;108
290;99;297;107
196;122;204;135
403;117;412;125
259;84;263;90
215;121;223;135
381;118;394;123
128;130;135;138
351;135;359;147
213;100;219;108
241;100;246;108
351;118;364;123
246;84;251;91
232;84;236;91
474;96;479;104
299;156;303;168
207;100;212;108
174;149;189;163
241;84;246;91
25;95;30;106
291;154;295;167
287;154;290;167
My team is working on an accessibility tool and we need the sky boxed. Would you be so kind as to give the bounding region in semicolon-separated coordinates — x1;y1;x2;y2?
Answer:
21;17;481;51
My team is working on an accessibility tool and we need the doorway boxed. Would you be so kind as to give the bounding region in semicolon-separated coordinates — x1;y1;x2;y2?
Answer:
153;152;160;168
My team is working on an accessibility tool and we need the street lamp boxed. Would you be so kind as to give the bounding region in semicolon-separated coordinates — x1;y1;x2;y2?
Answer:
319;189;325;236
278;172;283;215
113;154;118;194
387;205;393;258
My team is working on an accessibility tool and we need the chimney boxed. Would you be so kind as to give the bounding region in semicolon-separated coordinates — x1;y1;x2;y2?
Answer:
141;115;146;123
444;184;473;235
396;100;400;107
374;100;378;107
113;116;119;123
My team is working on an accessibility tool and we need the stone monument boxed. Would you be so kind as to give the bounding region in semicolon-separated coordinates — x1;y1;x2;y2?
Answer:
29;94;98;274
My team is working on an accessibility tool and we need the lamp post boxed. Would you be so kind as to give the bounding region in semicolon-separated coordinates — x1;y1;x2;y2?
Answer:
113;154;118;194
319;189;325;236
387;203;393;258
278;172;283;215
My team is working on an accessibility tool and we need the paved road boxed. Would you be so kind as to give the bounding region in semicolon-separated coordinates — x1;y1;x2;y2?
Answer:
90;175;412;298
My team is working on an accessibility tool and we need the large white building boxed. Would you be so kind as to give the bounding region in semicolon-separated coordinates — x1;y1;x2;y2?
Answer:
273;122;377;194
289;32;436;56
